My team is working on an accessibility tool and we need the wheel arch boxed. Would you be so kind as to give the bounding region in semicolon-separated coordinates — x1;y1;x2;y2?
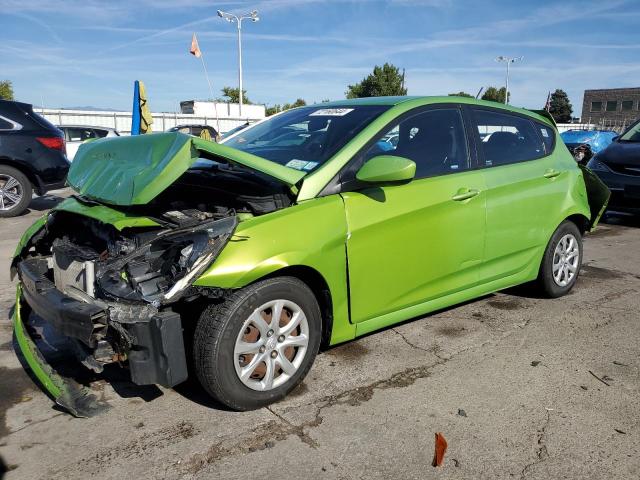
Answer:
262;265;334;349
565;213;590;235
0;157;42;194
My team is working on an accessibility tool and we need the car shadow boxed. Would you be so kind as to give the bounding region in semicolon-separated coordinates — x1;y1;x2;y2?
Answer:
28;194;66;212
602;211;640;228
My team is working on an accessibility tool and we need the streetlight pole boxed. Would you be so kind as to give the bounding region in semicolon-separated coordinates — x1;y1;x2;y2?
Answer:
495;56;523;104
217;9;259;118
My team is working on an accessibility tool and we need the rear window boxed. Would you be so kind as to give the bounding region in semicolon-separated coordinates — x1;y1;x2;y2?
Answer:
473;109;545;166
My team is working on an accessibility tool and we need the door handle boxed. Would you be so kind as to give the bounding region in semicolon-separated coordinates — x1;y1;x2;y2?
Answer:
452;188;480;201
543;169;561;179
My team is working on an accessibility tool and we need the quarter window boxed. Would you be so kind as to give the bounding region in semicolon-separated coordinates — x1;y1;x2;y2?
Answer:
363;108;469;179
472;109;545;167
606;101;617;112
538;125;555;154
0;117;12;130
590;101;602;112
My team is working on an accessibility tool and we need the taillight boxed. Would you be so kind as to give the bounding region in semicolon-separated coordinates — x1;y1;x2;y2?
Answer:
36;136;66;154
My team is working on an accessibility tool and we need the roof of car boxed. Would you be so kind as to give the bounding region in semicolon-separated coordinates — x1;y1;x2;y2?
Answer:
317;96;553;125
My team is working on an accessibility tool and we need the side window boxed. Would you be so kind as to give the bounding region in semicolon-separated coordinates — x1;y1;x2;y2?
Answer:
363;108;469;178
0;117;14;130
93;129;109;138
473;109;544;167
538;124;555;154
67;128;96;141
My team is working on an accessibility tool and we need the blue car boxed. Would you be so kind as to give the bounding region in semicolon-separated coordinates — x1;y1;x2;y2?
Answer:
561;129;618;155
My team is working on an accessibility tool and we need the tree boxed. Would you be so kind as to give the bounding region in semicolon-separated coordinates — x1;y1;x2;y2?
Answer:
265;98;307;116
481;86;509;104
346;63;407;98
219;86;251;105
547;89;573;123
448;91;473;98
0;80;14;100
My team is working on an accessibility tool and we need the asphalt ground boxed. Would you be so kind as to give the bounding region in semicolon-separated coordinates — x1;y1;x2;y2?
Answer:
0;190;638;479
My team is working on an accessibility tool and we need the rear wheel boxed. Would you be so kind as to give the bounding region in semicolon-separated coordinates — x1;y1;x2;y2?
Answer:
537;220;583;297
0;166;32;218
193;277;321;410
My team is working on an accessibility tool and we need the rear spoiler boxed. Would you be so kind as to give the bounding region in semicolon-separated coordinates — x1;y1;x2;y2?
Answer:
528;109;557;128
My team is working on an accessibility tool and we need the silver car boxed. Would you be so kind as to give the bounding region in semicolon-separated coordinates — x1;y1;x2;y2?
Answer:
59;125;120;161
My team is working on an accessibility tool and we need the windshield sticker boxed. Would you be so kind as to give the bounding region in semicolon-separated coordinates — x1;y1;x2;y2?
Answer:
302;161;318;171
540;128;549;137
285;159;310;170
309;108;354;117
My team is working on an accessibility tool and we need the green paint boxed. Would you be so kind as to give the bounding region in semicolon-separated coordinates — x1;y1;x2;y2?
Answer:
55;197;161;230
68;132;304;206
13;214;47;258
356;155;416;183
13;285;63;399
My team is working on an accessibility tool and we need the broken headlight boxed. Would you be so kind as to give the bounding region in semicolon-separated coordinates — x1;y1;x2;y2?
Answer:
97;216;237;305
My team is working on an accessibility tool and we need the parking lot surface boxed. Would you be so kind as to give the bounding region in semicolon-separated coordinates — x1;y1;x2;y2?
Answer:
0;191;639;479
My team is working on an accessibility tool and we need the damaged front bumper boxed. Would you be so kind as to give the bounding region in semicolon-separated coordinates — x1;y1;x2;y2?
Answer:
17;257;189;389
13;284;108;417
12;212;238;416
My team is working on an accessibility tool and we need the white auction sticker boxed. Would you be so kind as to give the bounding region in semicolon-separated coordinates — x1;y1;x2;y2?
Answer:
285;159;309;170
309;108;354;117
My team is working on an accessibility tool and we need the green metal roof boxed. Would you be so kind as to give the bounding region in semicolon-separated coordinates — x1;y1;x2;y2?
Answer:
316;96;553;125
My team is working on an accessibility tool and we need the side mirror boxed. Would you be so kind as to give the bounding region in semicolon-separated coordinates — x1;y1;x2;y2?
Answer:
355;155;416;184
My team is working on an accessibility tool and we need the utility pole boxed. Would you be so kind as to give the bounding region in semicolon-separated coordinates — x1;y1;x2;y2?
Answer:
217;9;260;117
495;56;523;104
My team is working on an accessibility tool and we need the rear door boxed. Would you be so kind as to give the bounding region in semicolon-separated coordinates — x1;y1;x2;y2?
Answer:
469;107;569;282
341;106;486;324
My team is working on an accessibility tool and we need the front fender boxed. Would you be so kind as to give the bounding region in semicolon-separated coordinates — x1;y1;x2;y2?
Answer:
194;195;355;344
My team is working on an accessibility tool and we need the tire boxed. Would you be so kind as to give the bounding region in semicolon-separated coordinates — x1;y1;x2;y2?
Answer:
193;276;322;411
0;166;32;218
537;220;583;298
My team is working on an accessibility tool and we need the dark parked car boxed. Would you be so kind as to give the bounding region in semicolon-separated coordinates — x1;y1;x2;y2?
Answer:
0;100;69;217
587;119;640;214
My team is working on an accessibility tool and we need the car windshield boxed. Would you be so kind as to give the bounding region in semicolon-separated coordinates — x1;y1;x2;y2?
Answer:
620;120;640;142
224;105;389;172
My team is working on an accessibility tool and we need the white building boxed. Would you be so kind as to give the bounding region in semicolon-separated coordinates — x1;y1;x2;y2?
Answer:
39;101;265;135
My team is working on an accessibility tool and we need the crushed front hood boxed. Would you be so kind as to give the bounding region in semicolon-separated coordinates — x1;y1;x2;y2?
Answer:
67;132;305;206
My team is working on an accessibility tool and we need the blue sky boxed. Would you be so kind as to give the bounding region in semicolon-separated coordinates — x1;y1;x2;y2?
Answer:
1;0;640;114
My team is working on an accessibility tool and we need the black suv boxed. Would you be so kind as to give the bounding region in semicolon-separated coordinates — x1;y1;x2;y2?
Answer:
0;100;69;217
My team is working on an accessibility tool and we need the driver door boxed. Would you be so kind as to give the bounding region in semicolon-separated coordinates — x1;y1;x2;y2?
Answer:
341;106;486;324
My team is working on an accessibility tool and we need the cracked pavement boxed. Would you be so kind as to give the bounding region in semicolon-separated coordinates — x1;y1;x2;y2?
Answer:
1;192;639;479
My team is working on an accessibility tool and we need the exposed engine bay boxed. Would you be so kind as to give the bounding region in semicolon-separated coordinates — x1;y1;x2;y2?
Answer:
15;206;238;388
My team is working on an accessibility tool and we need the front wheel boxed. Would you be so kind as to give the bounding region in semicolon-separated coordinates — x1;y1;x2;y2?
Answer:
193;277;322;410
537;220;583;298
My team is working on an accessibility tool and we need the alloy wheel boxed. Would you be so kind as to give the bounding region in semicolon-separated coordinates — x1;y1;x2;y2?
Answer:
233;299;309;391
552;233;580;287
0;174;23;211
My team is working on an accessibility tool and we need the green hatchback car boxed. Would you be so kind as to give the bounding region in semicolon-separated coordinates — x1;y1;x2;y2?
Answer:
12;96;609;414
